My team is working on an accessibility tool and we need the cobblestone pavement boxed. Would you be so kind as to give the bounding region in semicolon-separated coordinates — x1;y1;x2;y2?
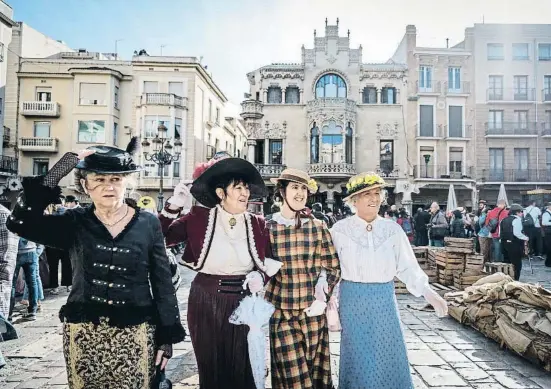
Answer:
1;259;550;388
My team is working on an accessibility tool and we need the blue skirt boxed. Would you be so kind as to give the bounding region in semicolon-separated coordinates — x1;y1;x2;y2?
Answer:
339;280;413;389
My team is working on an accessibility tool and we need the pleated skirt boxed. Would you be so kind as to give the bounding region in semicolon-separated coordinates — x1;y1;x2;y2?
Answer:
187;272;256;389
339;280;413;389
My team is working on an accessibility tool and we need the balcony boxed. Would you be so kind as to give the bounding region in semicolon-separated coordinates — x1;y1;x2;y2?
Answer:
414;165;474;180
542;123;551;137
21;101;60;117
485;122;538;137
3;127;10;146
444;124;472;139
255;164;285;178
0;156;18;175
543;89;551;103
138;176;178;189
19;137;58;152
486;88;536;102
478;169;551;183
306;98;357;115
308;163;356;178
415;124;444;139
444;82;470;96
415;81;441;95
141;93;188;108
240;99;264;120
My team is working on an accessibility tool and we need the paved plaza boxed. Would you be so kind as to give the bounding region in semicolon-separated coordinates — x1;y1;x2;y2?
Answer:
1;260;550;389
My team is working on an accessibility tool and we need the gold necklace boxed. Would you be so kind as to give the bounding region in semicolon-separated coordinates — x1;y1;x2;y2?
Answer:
95;205;129;227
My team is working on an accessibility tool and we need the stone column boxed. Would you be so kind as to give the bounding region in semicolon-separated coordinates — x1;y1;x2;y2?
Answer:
326;190;335;211
376;88;381;104
395;88;400;104
262;89;267;103
247;139;256;162
264;139;270;164
299;89;304;103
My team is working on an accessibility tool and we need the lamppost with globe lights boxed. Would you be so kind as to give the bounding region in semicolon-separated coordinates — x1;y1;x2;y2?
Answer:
141;123;182;212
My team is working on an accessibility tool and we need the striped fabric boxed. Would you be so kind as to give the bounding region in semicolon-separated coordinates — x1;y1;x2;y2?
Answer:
266;218;340;389
0;205;19;318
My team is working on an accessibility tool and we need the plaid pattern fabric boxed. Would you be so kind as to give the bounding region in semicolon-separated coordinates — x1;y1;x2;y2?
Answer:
0;205;18;318
270;309;332;389
265;219;340;311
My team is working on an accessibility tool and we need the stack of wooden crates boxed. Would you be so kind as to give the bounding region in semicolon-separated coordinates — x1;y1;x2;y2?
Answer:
427;237;485;289
394;246;437;294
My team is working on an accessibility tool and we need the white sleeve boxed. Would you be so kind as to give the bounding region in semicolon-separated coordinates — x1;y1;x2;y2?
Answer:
395;231;430;297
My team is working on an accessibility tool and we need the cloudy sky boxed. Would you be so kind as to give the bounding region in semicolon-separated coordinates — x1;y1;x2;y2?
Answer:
9;0;551;103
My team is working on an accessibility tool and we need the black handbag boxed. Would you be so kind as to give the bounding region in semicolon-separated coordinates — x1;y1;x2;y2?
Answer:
151;365;172;389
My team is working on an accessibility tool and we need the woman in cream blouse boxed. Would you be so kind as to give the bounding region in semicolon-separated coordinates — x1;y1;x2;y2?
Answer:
330;172;448;389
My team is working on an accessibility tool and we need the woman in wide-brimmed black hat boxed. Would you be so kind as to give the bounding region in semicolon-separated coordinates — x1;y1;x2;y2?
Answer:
159;154;282;389
7;138;186;389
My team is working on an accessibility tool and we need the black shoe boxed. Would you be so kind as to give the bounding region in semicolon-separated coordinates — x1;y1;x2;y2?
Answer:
21;313;37;322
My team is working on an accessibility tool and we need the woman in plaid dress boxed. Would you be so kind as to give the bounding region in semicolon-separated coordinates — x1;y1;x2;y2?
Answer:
265;169;341;389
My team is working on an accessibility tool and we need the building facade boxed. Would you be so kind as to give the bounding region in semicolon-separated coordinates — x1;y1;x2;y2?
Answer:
472;24;551;205
392;25;477;210
242;20;410;211
12;52;230;204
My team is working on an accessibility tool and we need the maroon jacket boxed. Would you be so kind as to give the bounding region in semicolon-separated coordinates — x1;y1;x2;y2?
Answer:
159;205;274;280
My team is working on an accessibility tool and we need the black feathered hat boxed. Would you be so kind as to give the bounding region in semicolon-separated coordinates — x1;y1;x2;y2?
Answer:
75;137;142;173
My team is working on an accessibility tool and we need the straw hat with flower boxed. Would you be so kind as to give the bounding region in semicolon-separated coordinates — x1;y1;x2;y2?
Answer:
344;172;387;202
270;168;318;193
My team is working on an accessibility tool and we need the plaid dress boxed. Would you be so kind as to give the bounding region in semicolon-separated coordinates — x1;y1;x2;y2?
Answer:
0;205;19;318
265;216;340;389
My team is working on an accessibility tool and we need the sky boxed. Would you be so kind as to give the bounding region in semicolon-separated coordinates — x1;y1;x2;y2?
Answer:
8;0;551;103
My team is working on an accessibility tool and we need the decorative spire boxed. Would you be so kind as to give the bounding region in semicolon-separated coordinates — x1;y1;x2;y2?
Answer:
325;18;328;26
347;29;350;38
314;29;316;37
337;17;339;26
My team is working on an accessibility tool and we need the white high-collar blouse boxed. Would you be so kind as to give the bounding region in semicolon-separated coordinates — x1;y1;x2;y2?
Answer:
330;215;429;297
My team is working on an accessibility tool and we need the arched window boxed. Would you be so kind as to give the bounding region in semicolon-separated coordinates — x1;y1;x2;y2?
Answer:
310;124;319;163
321;120;343;163
315;74;347;98
285;86;300;104
267;86;282;103
345;123;353;164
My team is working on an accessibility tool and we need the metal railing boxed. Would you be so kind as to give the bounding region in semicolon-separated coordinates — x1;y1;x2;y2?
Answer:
444;81;470;95
254;164;285;178
486;88;536;102
543;89;551;102
0;156;17;175
141;93;187;108
478;169;551;182
485;122;538;136
414;165;474;179
415;80;442;94
415;124;443;138
308;163;356;176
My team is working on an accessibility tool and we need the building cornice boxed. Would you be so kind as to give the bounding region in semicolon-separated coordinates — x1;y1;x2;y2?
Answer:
68;67;131;81
17;72;74;79
0;11;16;28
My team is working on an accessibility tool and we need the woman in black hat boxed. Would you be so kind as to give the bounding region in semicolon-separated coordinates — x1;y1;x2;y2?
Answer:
159;155;282;389
7;138;186;389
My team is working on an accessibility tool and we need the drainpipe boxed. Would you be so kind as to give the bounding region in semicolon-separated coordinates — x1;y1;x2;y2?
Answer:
534;38;539;188
14;56;21;176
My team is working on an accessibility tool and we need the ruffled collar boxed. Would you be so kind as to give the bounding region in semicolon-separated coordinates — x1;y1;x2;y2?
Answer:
353;215;382;231
272;212;310;227
216;205;245;226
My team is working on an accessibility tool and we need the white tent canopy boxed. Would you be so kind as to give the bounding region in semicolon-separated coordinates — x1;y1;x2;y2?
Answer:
446;184;458;213
497;183;509;207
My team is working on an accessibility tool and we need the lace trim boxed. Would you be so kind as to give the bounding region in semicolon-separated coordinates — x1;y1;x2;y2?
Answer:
333;217;400;250
44;153;79;188
190;207;217;270
160;209;179;219
244;212;267;274
271;212;310;227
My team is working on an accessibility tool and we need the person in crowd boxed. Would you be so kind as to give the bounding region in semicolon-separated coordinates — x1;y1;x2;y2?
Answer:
7;139;185;388
524;200;542;258
266;168;340;389
428;202;448;247
64;195;80;209
476;202;492;263
474;200;487;252
331;172;447;389
486;199;509;262
159;156;280;389
450;209;466;238
19;242;45;313
397;209;414;244
312;202;331;226
542;202;551;267
413;207;430;246
46;196;73;295
8;238;41;322
499;204;529;281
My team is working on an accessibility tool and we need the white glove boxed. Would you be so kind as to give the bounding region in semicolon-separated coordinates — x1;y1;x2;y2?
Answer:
314;273;329;302
423;287;448;317
243;271;263;294
304;300;327;317
167;181;192;208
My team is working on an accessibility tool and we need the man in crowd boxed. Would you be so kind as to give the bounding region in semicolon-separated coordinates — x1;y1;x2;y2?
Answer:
500;204;529;281
476;200;492;263
486;199;508;262
541;202;551;267
64;195;80;209
414;207;430;246
428;202;448;247
0;204;19;368
523;200;542;258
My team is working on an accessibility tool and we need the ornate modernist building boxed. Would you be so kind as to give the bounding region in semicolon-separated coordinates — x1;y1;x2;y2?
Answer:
241;19;411;211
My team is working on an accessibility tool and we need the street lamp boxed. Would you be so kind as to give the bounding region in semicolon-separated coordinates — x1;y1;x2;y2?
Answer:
142;123;183;212
423;154;431;178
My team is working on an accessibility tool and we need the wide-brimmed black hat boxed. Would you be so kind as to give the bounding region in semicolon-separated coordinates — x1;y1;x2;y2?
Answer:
190;158;266;208
75;137;141;173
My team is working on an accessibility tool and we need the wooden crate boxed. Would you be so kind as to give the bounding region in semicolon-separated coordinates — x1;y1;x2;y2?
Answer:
444;237;474;254
483;262;515;278
424;265;438;283
453;271;485;290
394;278;409;294
465;254;485;272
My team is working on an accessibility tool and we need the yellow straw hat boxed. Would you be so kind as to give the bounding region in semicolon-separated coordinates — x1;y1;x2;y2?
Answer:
344;172;386;202
270;168;318;193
